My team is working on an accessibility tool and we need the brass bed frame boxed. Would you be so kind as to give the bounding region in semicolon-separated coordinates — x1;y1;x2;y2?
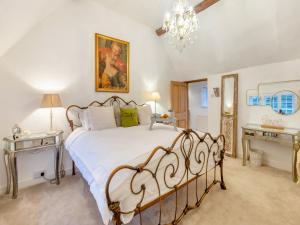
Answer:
66;96;226;225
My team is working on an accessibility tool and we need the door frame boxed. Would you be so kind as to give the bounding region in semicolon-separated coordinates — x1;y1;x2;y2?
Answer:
185;78;208;84
171;78;208;129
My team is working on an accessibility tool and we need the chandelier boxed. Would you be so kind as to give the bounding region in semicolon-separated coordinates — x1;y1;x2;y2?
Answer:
163;0;199;51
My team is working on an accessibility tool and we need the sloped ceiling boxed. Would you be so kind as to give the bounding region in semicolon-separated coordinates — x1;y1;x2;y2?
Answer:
1;0;300;75
0;0;70;57
93;0;176;29
97;0;300;74
96;0;212;29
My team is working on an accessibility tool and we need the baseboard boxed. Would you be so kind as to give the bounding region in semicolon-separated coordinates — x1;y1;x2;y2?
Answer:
0;168;73;195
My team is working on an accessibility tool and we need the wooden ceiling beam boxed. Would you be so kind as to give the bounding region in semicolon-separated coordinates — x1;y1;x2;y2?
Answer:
155;0;220;36
194;0;220;14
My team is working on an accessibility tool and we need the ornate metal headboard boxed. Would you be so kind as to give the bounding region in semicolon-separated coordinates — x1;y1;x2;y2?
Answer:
66;96;144;131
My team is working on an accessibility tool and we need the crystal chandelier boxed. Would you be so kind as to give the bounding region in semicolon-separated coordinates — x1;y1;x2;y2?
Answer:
163;0;199;51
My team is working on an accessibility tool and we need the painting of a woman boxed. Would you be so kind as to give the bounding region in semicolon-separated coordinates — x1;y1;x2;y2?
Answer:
95;33;129;92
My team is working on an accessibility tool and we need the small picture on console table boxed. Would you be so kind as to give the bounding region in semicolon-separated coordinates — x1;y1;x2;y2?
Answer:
95;33;129;93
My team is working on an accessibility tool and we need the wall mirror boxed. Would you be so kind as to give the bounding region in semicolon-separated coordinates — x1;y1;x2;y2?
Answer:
246;80;300;115
220;74;238;158
270;91;300;115
223;78;234;115
259;81;300;115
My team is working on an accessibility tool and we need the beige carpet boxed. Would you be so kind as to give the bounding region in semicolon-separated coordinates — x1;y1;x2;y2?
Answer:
0;158;300;225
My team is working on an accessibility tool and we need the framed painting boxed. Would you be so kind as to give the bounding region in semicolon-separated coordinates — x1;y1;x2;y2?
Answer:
95;33;130;92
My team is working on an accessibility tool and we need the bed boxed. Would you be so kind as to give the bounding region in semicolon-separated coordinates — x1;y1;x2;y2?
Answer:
65;96;226;225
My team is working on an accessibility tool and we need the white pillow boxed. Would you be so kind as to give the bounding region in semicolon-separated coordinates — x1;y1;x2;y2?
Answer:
79;110;88;129
113;104;121;127
83;106;117;130
137;105;152;125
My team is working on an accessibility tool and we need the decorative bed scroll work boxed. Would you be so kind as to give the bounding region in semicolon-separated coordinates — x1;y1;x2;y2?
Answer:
65;96;226;225
105;129;226;225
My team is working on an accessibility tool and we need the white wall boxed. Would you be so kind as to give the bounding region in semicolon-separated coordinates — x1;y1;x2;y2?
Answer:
0;0;178;192
188;82;208;132
184;58;300;172
0;0;71;57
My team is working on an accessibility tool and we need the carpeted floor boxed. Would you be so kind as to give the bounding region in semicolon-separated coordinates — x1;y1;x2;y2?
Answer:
0;158;299;225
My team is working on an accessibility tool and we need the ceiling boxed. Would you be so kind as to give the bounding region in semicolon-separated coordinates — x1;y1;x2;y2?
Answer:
97;0;300;74
94;0;202;29
1;0;300;75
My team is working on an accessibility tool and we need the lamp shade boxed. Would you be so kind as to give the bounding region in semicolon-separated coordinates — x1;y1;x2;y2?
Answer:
151;91;161;101
41;94;62;108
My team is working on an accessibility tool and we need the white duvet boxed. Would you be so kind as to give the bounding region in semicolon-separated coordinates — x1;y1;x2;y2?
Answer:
65;124;216;225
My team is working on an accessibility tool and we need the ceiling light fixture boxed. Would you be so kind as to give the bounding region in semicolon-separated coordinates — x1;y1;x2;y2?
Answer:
163;0;199;52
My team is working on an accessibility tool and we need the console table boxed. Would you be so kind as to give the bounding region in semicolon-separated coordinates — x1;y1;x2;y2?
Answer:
3;131;64;198
242;124;300;183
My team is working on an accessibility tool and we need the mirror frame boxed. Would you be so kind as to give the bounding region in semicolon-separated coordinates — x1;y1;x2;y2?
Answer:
220;74;238;158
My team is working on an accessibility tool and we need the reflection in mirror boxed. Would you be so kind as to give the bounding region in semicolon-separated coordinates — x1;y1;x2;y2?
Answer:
223;78;234;115
246;89;260;106
261;94;272;106
247;89;273;106
271;91;300;115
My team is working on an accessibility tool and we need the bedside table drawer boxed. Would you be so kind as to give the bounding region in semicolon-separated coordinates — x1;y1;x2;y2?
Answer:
15;137;56;151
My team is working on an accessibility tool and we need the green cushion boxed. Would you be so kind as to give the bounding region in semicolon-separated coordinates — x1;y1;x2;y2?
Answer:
120;107;138;127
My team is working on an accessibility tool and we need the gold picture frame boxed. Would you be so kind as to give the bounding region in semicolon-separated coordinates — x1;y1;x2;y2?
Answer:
95;33;130;93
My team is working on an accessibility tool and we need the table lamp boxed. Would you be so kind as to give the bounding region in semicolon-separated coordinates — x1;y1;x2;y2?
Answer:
151;91;161;117
41;94;62;132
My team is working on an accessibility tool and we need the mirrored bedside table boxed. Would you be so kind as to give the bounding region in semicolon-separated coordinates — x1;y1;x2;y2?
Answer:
3;130;64;199
149;114;177;131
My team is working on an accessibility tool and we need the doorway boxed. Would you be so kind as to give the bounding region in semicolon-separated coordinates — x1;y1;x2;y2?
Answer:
170;78;208;131
188;79;208;132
